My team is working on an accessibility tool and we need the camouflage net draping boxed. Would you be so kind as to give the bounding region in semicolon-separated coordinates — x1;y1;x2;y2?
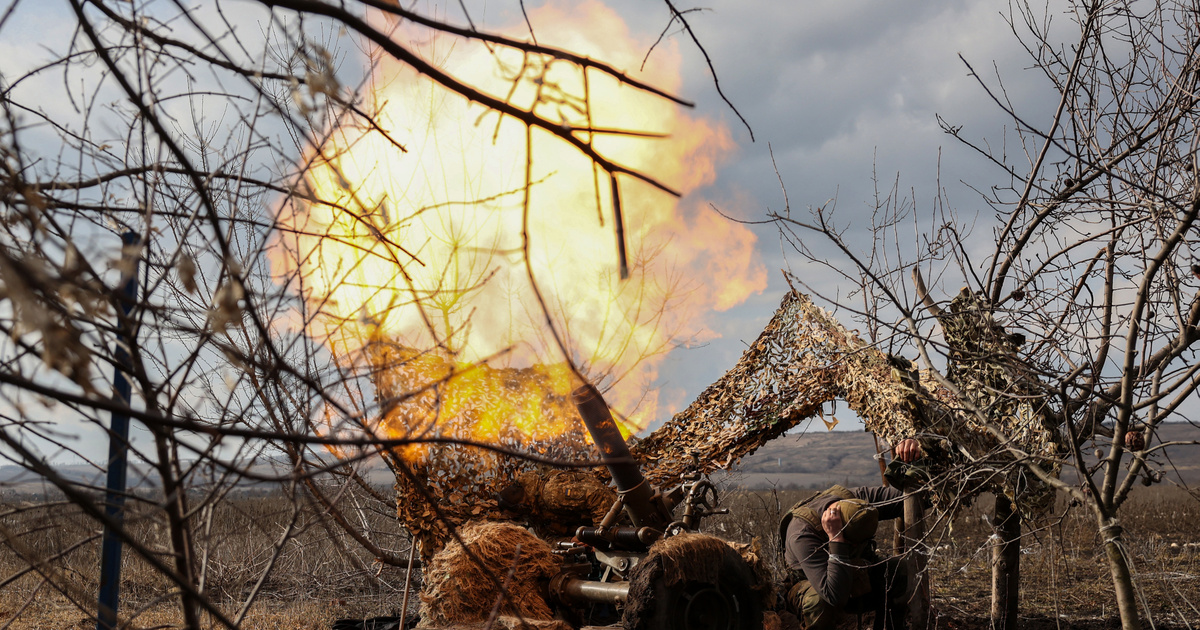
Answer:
936;289;1062;512
632;289;928;487
631;288;1061;512
368;340;596;556
375;289;1063;554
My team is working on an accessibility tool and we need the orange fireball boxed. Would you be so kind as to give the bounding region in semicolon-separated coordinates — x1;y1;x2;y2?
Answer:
273;1;765;449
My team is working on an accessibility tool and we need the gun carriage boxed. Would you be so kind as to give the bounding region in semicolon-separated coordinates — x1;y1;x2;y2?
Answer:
545;384;761;630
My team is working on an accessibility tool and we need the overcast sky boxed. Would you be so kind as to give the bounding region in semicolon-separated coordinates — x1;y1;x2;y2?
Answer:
580;0;1066;431
0;0;1080;463
326;0;1073;433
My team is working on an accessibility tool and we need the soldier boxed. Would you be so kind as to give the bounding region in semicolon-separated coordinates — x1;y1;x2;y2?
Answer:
780;438;924;630
497;468;616;538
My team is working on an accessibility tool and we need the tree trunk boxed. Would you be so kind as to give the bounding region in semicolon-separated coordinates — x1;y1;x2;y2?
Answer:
990;495;1020;630
1098;517;1141;629
903;493;930;629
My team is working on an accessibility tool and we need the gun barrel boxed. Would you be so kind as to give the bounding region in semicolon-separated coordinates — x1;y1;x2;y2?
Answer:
551;574;629;606
571;384;661;528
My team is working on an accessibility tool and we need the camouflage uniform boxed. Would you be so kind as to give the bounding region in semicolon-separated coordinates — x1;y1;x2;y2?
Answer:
504;469;616;537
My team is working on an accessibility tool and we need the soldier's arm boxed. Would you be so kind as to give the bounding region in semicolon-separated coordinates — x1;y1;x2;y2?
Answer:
787;520;857;608
851;485;905;521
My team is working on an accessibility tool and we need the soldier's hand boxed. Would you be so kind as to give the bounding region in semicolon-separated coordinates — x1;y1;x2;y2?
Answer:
894;438;923;463
822;502;847;542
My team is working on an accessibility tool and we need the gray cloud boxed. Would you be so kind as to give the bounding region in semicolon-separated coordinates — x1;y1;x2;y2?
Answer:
596;0;1077;425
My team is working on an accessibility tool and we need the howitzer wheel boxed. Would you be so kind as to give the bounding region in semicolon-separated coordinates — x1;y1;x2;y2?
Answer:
621;533;762;630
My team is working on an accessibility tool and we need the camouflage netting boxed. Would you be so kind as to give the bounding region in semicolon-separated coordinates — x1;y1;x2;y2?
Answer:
419;521;562;626
632;289;1061;513
507;469;616;538
368;340;597;556
376;289;1063;555
633;290;934;487
935;289;1062;511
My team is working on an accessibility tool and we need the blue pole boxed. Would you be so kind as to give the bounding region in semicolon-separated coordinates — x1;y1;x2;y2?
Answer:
97;231;140;630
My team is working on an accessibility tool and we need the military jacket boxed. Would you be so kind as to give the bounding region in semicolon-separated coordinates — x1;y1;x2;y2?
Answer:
781;485;904;608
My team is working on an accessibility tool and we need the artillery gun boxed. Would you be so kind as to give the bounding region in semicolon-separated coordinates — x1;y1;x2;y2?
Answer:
385;289;992;629
545;384;764;630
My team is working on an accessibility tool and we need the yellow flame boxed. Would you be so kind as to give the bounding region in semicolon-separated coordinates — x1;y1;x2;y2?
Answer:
273;0;766;448
368;341;589;460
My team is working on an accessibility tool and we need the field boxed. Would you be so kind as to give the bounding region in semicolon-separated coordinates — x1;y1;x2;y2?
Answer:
2;483;1198;629
722;423;1200;490
0;488;415;630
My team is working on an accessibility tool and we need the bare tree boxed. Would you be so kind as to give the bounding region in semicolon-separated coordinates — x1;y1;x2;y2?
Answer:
0;0;737;628
769;2;1200;628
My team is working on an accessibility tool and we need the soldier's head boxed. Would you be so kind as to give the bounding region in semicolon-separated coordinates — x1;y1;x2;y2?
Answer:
497;484;528;513
834;499;879;544
499;470;549;513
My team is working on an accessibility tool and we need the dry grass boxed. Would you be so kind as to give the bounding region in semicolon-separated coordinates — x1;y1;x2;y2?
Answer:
2;484;1198;629
924;487;1200;627
0;489;416;630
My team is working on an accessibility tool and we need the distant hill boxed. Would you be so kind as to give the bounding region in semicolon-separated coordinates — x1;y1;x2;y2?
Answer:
0;457;399;498
718;429;886;489
721;422;1200;490
4;424;1194;497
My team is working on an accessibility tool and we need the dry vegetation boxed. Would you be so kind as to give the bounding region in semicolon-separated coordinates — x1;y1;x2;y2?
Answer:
2;1;1200;628
0;488;416;630
920;488;1200;628
2;482;1199;629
